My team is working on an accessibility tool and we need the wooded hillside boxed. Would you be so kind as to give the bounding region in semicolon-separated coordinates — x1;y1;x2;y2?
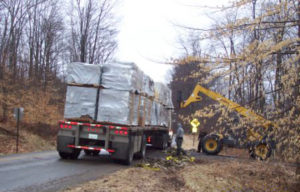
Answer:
0;0;118;125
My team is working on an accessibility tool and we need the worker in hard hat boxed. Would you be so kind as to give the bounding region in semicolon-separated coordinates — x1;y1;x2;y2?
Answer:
176;123;186;156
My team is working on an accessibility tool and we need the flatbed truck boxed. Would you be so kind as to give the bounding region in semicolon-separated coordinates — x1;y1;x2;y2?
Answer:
57;120;172;165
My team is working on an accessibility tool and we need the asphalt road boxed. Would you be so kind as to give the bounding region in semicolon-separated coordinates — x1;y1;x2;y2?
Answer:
0;147;244;192
0;150;155;192
1;148;298;192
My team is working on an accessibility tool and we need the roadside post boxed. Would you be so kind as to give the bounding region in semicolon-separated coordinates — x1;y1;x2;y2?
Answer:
190;118;200;146
13;107;24;153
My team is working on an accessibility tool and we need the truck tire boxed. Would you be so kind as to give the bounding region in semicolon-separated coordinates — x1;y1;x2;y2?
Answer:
92;150;100;156
201;134;223;155
136;136;146;159
59;152;70;159
251;143;272;160
124;146;134;165
84;150;92;156
124;135;134;165
84;150;99;156
161;134;168;150
157;133;168;150
69;149;81;160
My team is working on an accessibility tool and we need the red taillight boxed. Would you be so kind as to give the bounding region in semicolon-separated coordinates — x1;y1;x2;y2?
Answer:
114;130;128;136
60;124;72;129
147;136;151;143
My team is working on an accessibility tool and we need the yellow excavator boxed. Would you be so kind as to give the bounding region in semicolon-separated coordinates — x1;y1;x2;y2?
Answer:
180;84;277;160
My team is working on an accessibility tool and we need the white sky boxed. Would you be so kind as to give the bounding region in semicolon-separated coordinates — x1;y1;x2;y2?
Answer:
115;0;230;83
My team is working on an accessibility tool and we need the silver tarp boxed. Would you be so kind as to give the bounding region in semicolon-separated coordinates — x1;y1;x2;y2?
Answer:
165;89;173;108
64;86;98;119
142;75;154;97
154;82;173;108
97;89;139;125
101;62;143;91
150;102;159;125
157;105;169;127
64;61;172;127
66;62;102;85
139;96;152;125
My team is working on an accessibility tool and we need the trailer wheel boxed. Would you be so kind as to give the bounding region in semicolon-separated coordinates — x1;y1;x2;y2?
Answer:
69;149;81;159
84;150;92;156
92;150;100;156
58;152;70;159
136;136;146;159
158;133;168;150
162;135;168;150
124;147;134;165
84;150;99;156
201;134;223;155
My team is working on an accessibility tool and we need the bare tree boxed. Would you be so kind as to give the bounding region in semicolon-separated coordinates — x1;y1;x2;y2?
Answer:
68;0;118;64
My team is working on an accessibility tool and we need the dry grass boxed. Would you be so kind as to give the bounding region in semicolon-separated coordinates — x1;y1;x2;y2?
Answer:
63;135;299;192
0;85;63;155
63;167;191;192
63;158;299;192
0;124;55;155
183;160;299;192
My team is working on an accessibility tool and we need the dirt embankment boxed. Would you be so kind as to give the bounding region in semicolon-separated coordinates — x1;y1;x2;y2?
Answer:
63;157;299;192
64;135;299;192
0;123;56;155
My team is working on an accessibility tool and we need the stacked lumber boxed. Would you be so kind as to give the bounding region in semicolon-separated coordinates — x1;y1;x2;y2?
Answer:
64;62;102;121
98;62;143;125
64;62;173;127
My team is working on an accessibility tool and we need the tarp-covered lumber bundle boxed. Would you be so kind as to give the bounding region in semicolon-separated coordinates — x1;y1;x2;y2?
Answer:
64;86;98;120
154;82;173;108
64;62;173;127
101;62;143;92
66;62;102;85
97;89;140;125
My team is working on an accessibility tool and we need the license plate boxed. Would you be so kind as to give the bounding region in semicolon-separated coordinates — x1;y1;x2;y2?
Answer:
88;133;98;140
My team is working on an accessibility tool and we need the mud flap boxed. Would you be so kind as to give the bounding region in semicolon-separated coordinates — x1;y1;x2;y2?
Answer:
57;136;75;153
110;142;130;160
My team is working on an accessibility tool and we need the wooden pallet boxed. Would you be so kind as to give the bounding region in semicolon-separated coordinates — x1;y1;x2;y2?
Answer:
67;83;104;88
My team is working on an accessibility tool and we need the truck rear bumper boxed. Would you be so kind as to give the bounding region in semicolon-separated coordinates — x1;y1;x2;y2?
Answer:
67;144;115;154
